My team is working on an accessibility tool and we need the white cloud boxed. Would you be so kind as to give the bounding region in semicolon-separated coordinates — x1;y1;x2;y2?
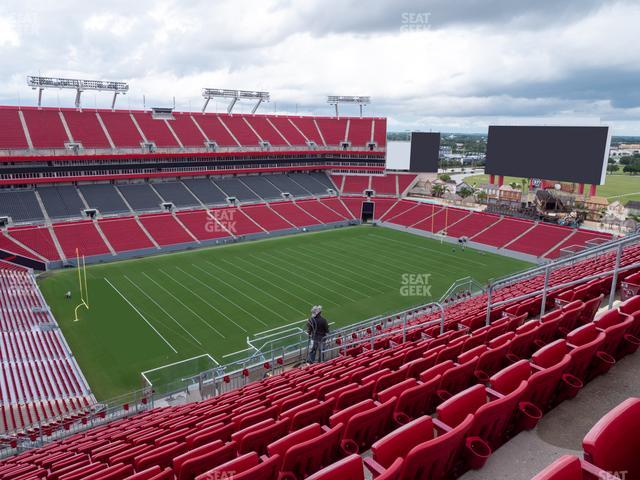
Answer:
0;0;639;134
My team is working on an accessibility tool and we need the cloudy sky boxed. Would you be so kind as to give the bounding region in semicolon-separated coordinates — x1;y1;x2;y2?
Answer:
1;0;640;134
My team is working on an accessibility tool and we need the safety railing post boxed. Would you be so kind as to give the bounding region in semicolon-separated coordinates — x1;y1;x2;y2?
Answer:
485;283;493;326
609;243;623;309
540;264;551;317
402;313;407;343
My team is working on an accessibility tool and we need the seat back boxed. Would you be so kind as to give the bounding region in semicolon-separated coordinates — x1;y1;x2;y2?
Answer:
489;360;532;396
342;397;396;453
370;415;435;469
531;455;594;480
230;454;281;480
594;313;634;357
437;384;487;428
400;414;474;480
583;398;640;480
174;441;237;480
237;418;289;455
532;339;571;369
579;294;604;325
306;454;364;480
566;327;606;381
471;380;527;449
507;322;541;360
395;374;442;420
279;423;344;480
377;378;418;404
526;354;571;411
439;358;478;397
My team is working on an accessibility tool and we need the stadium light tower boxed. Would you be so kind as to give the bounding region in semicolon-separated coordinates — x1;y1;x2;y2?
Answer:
27;75;129;110
27;76;129;110
201;88;270;114
327;95;371;117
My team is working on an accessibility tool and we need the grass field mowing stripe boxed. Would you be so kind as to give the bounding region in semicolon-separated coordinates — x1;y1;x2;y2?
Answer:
259;253;363;302
245;255;342;306
191;264;290;322
341;236;459;277
123;275;203;347
266;248;377;297
309;241;425;285
142;272;226;339
219;257;314;309
166;268;255;330
367;233;489;267
204;260;306;317
284;247;387;294
325;236;448;278
295;245;391;291
104;278;178;354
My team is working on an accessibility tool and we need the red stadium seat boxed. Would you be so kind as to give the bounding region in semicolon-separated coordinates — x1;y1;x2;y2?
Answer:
196;452;281;480
583;398;640;480
532;455;620;480
365;414;474;480
437;381;527;452
594;309;638;359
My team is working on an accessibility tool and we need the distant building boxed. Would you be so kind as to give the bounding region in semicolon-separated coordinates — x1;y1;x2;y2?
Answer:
626;200;640;216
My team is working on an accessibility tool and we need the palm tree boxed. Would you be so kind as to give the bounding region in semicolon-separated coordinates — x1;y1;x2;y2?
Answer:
431;184;448;198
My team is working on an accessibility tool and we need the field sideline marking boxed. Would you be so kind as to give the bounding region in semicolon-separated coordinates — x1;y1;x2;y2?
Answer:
124;275;203;346
104;277;178;354
141;272;226;339
232;256;340;307
192;263;292;321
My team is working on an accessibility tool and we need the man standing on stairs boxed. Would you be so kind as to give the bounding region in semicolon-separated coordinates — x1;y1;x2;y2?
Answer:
307;305;329;363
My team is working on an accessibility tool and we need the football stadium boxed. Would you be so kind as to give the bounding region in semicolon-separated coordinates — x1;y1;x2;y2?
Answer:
0;2;639;479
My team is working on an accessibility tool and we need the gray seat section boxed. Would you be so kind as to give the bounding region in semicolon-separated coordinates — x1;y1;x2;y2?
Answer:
264;174;309;197
239;176;283;200
38;186;85;218
287;173;331;195
118;184;163;211
182;178;228;205
0;190;44;222
213;177;260;202
79;184;130;214
309;172;337;191
151;181;200;207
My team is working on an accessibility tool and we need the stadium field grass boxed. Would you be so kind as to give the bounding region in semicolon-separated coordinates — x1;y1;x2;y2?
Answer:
38;225;532;400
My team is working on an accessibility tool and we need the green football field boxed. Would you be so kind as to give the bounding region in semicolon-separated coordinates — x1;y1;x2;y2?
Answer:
38;226;532;400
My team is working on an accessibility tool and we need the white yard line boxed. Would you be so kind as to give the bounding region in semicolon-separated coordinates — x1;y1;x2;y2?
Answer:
258;254;360;302
205;260;306;316
104;277;178;354
193;263;292;321
222;257;326;307
124;275;203;346
141;272;226;339
290;246;387;293
367;233;489;267
171;267;265;328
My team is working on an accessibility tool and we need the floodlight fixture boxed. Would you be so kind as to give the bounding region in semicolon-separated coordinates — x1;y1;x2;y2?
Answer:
327;95;371;117
27;75;129;109
202;88;270;113
201;88;270;113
